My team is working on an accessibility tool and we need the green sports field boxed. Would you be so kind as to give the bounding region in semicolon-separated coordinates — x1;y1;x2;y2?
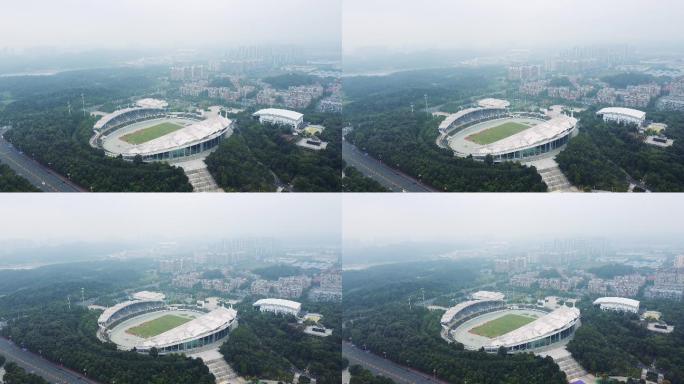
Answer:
466;122;530;145
468;314;537;338
125;314;192;338
120;122;184;144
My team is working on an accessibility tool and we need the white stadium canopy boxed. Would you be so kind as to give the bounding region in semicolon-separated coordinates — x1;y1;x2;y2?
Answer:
139;307;237;349
124;116;232;156
489;306;580;348
472;115;577;156
136;98;168;109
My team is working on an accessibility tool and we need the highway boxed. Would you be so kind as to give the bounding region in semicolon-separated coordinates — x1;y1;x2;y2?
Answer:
343;343;447;384
343;140;436;192
0;127;83;192
0;337;97;383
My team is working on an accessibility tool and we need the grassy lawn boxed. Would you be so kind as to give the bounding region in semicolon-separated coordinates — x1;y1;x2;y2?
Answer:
469;314;536;338
466;122;530;145
120;122;184;144
126;314;192;338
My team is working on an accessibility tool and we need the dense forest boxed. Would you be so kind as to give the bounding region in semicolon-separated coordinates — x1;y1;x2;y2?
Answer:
0;69;193;192
0;163;39;192
557;109;684;191
220;300;341;384
342;166;388;192
206;111;342;192
343;68;548;192
342;261;567;384
0;261;216;384
567;300;684;383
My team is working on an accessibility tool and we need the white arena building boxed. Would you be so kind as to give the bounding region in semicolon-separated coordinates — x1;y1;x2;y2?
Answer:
253;108;304;129
441;295;580;353
253;298;302;316
593;297;640;313
477;98;511;109
97;293;237;355
91;99;234;162
447;114;578;162
596;107;646;126
470;291;506;301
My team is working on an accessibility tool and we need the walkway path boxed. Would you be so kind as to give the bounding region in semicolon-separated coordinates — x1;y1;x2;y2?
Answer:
174;159;223;192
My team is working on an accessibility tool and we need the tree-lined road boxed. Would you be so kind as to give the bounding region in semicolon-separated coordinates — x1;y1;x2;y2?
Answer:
343;342;447;384
0;337;97;383
343;140;435;192
0;127;83;192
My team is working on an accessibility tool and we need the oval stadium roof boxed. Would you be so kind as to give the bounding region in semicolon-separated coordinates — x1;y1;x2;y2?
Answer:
98;299;163;325
471;291;505;301
441;299;502;325
438;107;505;131
139;307;237;349
253;108;304;122
489;306;580;348
469;115;577;156
124;116;232;156
596;107;646;120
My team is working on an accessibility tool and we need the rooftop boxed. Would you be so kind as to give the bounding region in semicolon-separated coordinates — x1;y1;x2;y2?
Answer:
593;297;640;308
125;116;232;156
98;299;162;325
136;99;168;109
490;306;580;347
478;98;510;109
253;298;302;312
140;307;237;348
470;115;577;156
441;299;501;324
597;107;646;120
471;291;505;301
253;108;304;122
132;291;166;301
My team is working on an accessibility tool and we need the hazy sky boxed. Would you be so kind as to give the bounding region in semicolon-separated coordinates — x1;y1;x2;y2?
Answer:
0;0;341;50
343;194;684;244
344;0;684;54
0;194;340;243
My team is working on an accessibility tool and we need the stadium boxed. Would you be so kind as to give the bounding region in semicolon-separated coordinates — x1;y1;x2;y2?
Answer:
97;292;238;355
441;293;580;353
439;99;578;162
91;99;234;162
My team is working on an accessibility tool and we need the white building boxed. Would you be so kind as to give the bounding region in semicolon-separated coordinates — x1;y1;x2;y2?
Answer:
132;291;166;301
253;298;302;316
253;108;304;129
593;297;640;313
597;107;646;126
471;291;505;301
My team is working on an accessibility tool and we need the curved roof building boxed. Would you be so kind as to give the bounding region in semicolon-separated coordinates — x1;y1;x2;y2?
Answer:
471;291;505;301
253;298;302;316
440;299;505;326
253;108;304;129
98;299;165;328
593;297;640;313
448;115;578;162
137;307;238;354
478;98;511;109
597;107;646;126
487;306;580;353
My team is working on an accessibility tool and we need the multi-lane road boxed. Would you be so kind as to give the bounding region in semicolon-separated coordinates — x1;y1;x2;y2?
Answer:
0;127;83;192
343;343;448;384
0;337;96;383
343;140;436;192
